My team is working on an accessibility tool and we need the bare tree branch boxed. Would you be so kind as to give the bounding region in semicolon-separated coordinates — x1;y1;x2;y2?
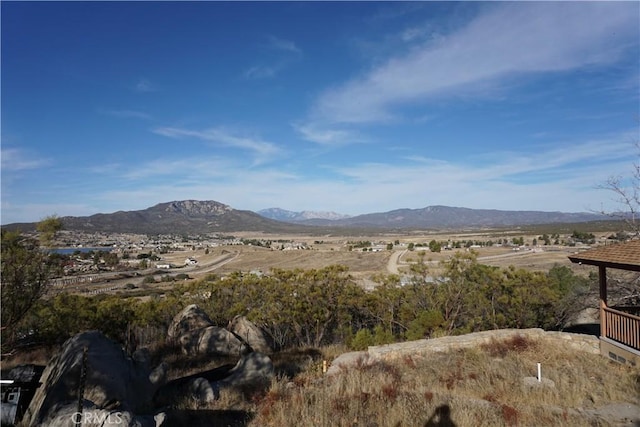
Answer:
597;141;640;238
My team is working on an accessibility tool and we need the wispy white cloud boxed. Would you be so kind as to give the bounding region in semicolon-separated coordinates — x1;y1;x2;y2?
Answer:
244;65;280;80
470;136;636;181
135;78;156;92
293;123;367;146
80;133;638;219
1;147;50;171
267;35;301;54
318;138;635;214
401;26;429;42
121;157;231;180
314;2;639;124
92;168;300;213
243;35;302;80
5;133;630;225
152;126;282;165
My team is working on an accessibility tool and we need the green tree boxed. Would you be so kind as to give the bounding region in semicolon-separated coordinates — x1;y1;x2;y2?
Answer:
1;230;53;350
547;264;593;327
372;324;395;345
365;276;407;337
350;328;374;350
36;214;63;247
264;265;363;347
405;310;445;340
496;267;561;329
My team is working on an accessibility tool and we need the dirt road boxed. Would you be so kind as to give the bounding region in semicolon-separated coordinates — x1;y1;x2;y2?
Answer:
387;250;407;275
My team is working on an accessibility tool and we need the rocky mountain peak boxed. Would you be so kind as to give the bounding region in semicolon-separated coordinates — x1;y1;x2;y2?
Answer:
258;208;351;222
162;200;232;216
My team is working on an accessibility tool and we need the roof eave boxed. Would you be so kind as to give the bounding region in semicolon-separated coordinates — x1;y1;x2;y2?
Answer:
568;256;640;272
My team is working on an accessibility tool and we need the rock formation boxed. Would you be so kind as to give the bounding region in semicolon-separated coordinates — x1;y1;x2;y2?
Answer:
168;305;255;357
20;331;166;427
219;351;274;389
167;304;215;341
228;315;274;354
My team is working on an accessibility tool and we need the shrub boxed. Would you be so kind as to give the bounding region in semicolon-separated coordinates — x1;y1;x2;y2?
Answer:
405;310;445;341
372;325;395;345
350;328;374;350
480;335;536;358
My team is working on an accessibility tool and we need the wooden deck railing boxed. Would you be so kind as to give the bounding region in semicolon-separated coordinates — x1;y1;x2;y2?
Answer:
603;306;640;351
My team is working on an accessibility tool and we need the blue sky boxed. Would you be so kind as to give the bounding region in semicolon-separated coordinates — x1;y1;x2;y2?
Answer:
2;1;639;224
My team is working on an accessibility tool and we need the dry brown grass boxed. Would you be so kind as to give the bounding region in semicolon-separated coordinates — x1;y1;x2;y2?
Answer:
4;336;638;426
246;337;639;427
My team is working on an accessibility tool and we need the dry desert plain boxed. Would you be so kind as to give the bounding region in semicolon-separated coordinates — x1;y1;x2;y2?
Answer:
168;230;604;275
72;229;614;296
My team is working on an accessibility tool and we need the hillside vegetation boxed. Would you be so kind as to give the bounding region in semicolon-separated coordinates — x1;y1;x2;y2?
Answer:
5;249;639;426
14;251;594;351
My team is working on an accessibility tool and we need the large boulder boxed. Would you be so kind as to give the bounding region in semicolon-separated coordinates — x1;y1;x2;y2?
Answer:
167;304;215;341
178;326;245;357
155;353;274;408
219;352;274;389
228;316;274;354
168;305;246;357
20;331;166;427
153;364;233;407
155;377;217;407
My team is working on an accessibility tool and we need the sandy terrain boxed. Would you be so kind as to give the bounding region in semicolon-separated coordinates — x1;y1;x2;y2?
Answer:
161;246;392;279
61;230;607;295
157;240;590;285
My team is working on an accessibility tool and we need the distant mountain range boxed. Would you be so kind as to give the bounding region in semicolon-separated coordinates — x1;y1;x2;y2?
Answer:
3;200;609;235
290;205;607;229
258;208;351;222
4;200;314;235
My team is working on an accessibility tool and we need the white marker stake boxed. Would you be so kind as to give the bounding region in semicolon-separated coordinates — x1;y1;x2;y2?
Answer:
537;363;541;382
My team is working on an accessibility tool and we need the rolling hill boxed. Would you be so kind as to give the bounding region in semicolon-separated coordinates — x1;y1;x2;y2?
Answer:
296;205;607;229
4;200;315;235
3;200;610;235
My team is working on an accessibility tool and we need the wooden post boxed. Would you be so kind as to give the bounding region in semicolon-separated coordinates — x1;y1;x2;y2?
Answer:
599;266;607;339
